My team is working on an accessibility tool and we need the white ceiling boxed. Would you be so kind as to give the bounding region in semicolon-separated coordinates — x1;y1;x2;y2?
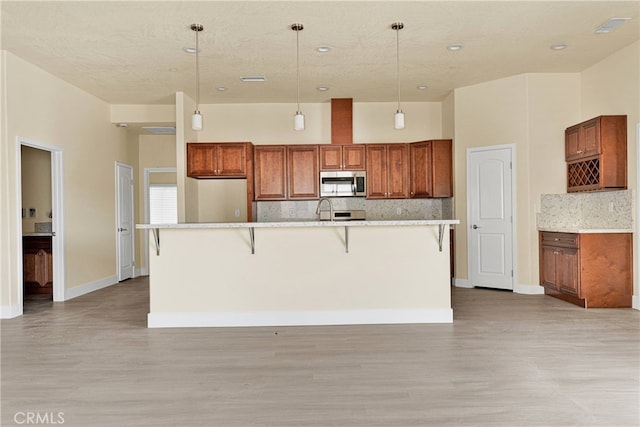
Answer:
2;1;638;105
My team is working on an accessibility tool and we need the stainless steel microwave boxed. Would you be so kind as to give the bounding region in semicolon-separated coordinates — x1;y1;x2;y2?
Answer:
320;171;366;197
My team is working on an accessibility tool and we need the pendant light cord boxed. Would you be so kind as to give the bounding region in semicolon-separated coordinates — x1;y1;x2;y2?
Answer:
396;25;401;112
195;27;200;111
296;25;301;112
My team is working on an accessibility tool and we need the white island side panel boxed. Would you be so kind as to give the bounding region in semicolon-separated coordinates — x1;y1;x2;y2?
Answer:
148;225;452;327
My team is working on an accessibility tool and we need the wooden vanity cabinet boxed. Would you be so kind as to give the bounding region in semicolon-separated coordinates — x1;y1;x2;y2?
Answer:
320;145;366;171
410;140;452;198
539;231;632;308
366;144;409;199
23;236;53;296
565;115;627;192
186;143;248;178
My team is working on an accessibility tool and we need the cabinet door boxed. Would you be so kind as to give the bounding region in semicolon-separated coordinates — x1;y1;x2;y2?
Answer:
410;141;432;198
186;143;217;177
217;143;247;177
432;140;453;197
565;125;581;161
288;145;319;200
365;145;388;199
557;248;579;296
342;145;366;170
540;245;558;290
319;146;342;171
386;144;410;198
254;146;287;200
581;118;600;158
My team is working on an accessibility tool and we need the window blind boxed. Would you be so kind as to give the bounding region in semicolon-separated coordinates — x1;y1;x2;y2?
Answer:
149;184;177;224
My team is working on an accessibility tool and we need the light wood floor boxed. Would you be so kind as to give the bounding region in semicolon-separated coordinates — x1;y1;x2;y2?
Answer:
2;277;638;427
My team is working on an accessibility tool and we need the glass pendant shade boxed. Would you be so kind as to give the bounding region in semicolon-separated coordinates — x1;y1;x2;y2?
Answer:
294;111;305;131
394;110;405;130
192;112;203;131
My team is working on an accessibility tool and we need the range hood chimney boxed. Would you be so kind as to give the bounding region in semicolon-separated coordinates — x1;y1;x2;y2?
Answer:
331;98;353;145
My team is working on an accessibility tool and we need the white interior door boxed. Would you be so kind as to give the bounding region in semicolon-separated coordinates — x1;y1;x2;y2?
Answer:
116;162;134;281
467;146;514;290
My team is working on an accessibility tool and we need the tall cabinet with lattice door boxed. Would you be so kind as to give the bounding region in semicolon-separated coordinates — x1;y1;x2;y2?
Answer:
565;115;627;192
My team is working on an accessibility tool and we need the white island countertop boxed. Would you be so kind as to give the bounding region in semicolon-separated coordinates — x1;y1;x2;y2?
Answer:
136;219;459;230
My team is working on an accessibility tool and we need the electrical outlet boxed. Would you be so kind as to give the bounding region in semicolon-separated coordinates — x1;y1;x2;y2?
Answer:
608;202;614;212
289;208;295;218
234;209;240;218
396;207;402;215
29;208;36;218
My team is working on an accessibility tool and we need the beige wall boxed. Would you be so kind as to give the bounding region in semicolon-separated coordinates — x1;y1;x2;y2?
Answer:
581;40;640;296
1;51;135;309
137;134;176;270
453;73;581;287
21;146;52;233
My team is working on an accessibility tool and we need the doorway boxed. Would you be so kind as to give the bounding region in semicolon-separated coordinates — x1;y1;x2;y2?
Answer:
467;145;515;291
116;162;135;281
16;137;65;313
142;167;177;275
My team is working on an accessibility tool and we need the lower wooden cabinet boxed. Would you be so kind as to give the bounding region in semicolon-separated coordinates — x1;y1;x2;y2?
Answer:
539;231;632;308
23;236;53;296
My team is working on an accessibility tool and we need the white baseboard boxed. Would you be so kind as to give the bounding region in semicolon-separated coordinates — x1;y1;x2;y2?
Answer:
1;304;22;319
148;308;454;328
514;284;545;295
135;267;148;277
65;275;118;300
633;294;639;311
454;278;472;288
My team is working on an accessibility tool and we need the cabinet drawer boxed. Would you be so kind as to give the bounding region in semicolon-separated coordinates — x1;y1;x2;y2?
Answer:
540;232;578;248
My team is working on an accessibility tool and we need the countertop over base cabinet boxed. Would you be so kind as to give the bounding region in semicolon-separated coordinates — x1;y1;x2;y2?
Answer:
539;231;632;308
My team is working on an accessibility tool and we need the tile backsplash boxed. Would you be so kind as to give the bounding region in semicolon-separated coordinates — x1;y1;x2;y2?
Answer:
257;198;453;222
537;190;633;231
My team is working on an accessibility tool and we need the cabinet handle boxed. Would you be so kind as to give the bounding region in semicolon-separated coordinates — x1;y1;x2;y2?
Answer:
576;150;583;154
554;238;559;241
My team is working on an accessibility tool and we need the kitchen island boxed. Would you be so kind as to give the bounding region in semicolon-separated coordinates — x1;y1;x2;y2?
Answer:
137;220;459;328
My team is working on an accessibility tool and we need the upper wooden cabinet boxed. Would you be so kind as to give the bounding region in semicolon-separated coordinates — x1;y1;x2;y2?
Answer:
186;143;248;178
254;145;287;200
366;144;409;199
288;145;319;200
565;115;627;192
410;140;452;198
320;145;366;171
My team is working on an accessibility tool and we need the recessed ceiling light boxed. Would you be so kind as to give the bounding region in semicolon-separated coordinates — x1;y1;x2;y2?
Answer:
217;86;227;91
316;46;331;53
594;18;631;34
316;85;330;91
241;76;267;82
447;44;463;51
182;47;199;54
169;68;178;72
417;85;429;90
117;123;128;128
550;44;567;50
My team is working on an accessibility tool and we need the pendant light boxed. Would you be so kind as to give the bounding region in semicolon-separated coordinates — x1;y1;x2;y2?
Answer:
291;23;305;131
190;23;204;131
392;22;405;130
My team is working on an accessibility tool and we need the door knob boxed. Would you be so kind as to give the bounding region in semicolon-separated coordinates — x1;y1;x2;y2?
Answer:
472;224;479;229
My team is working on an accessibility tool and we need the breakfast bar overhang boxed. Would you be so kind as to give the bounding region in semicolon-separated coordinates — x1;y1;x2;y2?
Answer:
137;220;459;328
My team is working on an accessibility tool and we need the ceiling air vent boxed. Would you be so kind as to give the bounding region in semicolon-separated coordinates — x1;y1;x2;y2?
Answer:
594;18;630;34
142;126;176;135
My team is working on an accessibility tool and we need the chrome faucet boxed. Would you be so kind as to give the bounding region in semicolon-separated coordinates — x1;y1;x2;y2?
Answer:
315;197;334;221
